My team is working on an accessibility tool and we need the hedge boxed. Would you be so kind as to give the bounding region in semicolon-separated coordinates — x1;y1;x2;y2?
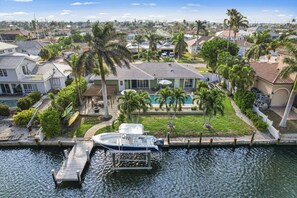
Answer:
17;97;33;110
13;108;40;126
40;108;61;138
245;109;268;131
28;91;42;104
0;104;10;116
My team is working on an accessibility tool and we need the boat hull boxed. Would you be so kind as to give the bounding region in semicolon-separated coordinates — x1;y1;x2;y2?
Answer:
99;144;159;152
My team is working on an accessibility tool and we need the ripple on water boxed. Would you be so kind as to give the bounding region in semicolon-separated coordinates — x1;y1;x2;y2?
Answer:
1;147;297;197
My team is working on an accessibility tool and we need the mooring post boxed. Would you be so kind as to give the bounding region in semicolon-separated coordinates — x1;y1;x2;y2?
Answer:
63;149;68;159
187;139;190;149
233;138;237;147
277;138;281;145
104;149;107;156
51;169;57;187
35;139;39;147
167;132;170;145
199;133;202;147
76;170;81;183
209;138;213;147
147;152;151;168
250;131;256;146
112;153;116;167
86;150;90;162
58;140;62;147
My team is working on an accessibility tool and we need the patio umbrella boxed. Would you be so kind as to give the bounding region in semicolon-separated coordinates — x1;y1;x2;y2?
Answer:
120;89;137;95
158;80;172;85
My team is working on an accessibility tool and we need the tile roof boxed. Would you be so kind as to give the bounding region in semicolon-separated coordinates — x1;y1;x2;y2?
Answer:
250;62;293;84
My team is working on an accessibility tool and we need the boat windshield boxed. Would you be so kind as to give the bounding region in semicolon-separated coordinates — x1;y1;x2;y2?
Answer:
119;123;144;135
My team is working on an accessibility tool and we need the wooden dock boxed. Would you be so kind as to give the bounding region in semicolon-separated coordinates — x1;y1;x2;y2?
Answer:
54;141;94;183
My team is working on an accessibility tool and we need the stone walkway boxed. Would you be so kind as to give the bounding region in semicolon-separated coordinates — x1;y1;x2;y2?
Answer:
83;103;119;140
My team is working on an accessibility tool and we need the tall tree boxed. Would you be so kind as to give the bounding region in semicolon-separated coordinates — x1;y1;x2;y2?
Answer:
134;34;145;59
117;91;139;122
155;87;174;125
145;32;163;51
245;31;272;61
232;13;248;43
172;32;188;60
279;44;297;127
87;22;132;119
194;20;207;51
64;53;86;105
224;9;239;48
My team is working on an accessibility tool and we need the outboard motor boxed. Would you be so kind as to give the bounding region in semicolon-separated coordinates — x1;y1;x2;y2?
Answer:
154;138;164;147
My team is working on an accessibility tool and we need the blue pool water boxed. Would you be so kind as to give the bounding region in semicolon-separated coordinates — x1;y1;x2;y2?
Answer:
150;95;192;104
0;99;17;107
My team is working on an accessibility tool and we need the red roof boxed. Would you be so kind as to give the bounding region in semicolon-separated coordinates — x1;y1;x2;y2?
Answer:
250;62;293;84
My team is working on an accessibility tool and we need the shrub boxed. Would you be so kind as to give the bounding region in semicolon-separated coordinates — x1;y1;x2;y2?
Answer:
17;97;33;110
0;104;10;116
191;106;198;111
40;108;61;138
234;90;256;112
65;78;73;86
154;107;159;111
28;91;42;104
244;109;268;132
13;108;40;126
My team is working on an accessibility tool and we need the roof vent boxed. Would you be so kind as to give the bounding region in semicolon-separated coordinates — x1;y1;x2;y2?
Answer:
168;63;172;67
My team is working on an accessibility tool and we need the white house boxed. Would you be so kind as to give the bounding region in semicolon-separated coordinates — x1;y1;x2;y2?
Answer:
0;42;71;95
216;30;245;41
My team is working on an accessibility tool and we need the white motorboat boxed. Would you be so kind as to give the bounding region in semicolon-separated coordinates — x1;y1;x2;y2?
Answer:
92;123;164;152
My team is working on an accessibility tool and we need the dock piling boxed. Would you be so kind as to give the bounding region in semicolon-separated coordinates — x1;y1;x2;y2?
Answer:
112;153;116;167
250;132;255;146
63;149;68;159
58;140;62;147
76;170;81;183
210;138;213;147
86;150;90;162
167;132;170;145
199;133;202;147
233;138;237;147
51;169;57;187
187;139;190;149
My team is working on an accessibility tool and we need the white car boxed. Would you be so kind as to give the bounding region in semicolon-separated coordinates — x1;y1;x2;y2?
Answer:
161;52;168;57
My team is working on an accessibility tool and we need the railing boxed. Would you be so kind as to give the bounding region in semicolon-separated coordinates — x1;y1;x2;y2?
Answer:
253;105;280;139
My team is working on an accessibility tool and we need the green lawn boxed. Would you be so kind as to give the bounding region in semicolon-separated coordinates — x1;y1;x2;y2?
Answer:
74;117;101;137
96;98;253;137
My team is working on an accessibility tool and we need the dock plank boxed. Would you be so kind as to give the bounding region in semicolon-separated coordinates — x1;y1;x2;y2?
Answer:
56;141;94;182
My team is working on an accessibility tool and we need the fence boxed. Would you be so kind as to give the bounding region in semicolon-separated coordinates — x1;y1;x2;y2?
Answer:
253;106;280;139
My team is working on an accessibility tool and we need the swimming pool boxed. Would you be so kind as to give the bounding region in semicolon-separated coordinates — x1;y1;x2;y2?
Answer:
0;99;18;107
150;95;193;104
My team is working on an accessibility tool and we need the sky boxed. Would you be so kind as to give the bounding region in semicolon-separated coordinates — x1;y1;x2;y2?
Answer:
0;0;297;23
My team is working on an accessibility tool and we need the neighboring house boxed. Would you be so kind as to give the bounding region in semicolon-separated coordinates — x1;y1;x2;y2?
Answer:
0;42;71;95
216;30;245;41
15;41;48;56
126;41;175;55
246;26;265;35
250;62;293;107
90;62;205;92
236;40;252;56
186;36;213;53
0;30;30;41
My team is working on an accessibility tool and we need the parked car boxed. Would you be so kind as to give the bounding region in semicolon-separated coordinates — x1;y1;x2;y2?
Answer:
169;52;175;57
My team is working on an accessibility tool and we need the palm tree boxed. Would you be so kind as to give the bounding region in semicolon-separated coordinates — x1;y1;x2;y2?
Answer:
135;91;152;122
155;87;173;124
279;44;297;127
232;13;248;43
172;32;188;60
39;48;51;60
145;32;163;51
193;88;225;127
224;9;239;48
171;88;188;112
228;64;255;93
64;53;86;105
117;91;139;122
245;31;272;61
141;49;158;62
194;20;207;51
86;22;132;119
134;34;144;59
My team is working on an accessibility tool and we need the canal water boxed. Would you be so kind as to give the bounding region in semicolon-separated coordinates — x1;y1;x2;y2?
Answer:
1;147;297;198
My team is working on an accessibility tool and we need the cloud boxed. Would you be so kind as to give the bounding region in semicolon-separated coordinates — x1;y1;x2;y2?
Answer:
181;6;188;9
99;13;107;15
274;10;279;12
261;10;269;12
0;11;28;16
277;14;286;17
71;1;99;6
131;2;156;6
60;10;71;15
123;13;131;16
187;3;200;7
82;15;100;19
14;0;32;2
48;15;55;19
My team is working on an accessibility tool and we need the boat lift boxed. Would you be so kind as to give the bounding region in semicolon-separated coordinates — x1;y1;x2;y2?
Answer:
109;149;152;171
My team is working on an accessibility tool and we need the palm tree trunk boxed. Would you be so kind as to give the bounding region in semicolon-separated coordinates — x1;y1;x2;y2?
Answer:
74;76;83;105
279;88;296;128
234;32;237;44
100;71;109;119
137;44;140;59
195;29;199;52
227;28;231;49
203;110;206;125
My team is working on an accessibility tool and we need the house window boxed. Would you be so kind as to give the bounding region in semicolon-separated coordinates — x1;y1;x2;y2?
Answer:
0;69;7;77
23;84;38;93
0;84;11;94
22;65;29;75
184;79;193;88
137;80;149;88
50;78;61;88
8;49;13;52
